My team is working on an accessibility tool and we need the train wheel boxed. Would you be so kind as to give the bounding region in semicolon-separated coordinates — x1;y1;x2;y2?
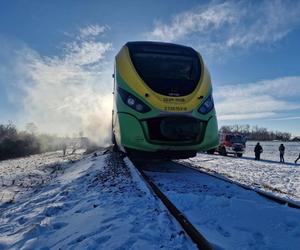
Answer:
237;153;243;157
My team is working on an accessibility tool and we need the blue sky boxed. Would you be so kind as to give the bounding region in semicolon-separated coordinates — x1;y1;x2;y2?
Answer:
0;0;300;137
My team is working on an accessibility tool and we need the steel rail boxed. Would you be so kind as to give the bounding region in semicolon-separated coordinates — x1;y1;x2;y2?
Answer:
132;159;213;250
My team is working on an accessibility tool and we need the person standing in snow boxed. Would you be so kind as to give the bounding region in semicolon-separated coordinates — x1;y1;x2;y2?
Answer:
295;153;300;164
62;143;67;156
279;143;285;163
254;142;263;160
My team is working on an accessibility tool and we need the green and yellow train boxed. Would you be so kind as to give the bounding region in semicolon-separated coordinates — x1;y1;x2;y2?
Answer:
112;41;218;158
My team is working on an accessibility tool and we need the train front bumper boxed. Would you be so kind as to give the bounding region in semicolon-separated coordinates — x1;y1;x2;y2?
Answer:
117;112;219;153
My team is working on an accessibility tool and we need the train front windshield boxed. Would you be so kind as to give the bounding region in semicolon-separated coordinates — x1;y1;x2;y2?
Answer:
128;43;201;96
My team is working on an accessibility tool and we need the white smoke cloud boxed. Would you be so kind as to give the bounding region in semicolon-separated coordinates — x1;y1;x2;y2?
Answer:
10;25;113;146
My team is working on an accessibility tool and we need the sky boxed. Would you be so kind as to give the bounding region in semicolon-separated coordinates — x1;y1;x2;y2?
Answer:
0;0;300;139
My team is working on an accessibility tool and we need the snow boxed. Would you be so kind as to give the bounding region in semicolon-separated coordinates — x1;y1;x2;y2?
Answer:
245;141;300;163
0;141;299;249
143;161;300;250
124;157;154;199
183;141;300;204
0;152;195;249
0;150;85;204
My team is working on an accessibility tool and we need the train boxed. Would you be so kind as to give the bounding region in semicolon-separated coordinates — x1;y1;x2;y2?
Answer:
112;41;218;159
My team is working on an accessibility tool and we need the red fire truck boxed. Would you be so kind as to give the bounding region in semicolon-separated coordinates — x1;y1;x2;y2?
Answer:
217;133;246;157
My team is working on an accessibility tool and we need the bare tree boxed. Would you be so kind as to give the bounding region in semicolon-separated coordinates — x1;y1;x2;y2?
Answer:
219;124;291;141
25;122;38;135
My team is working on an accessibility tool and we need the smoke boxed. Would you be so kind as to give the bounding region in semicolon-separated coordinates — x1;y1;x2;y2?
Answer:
11;25;114;146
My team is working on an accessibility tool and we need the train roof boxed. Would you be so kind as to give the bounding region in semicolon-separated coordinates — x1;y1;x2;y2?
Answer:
125;41;198;56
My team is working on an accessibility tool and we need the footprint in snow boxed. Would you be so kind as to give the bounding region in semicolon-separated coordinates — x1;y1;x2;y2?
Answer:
95;235;111;244
52;222;68;230
252;232;266;247
216;225;231;238
285;220;298;231
44;205;63;217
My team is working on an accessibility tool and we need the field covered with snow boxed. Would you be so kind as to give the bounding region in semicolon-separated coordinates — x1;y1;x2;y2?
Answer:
185;141;300;204
245;141;300;163
0;151;194;249
0;141;299;249
0;150;85;205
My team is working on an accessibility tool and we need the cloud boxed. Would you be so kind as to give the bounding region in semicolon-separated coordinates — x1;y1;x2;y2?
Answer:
216;76;300;99
218;112;277;121
147;2;238;42
145;1;300;56
268;116;300;121
7;25;113;145
78;24;108;39
215;76;300;121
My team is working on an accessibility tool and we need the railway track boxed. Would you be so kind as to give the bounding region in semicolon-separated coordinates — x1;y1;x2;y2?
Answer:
131;159;213;250
129;157;300;250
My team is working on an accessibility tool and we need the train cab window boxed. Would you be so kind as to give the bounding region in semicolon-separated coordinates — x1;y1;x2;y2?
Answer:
127;42;201;97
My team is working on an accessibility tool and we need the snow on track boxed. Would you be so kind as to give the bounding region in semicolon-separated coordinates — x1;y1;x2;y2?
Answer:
142;161;300;250
183;152;300;204
0;152;196;249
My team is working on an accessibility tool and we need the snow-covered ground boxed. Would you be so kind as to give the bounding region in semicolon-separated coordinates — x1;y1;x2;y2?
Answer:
0;141;299;249
143;161;300;250
0;150;85;205
0;151;195;249
183;141;300;204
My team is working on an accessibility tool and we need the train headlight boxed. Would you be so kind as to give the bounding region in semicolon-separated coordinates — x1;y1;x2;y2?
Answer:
118;87;151;113
135;104;144;112
127;97;135;106
198;94;214;114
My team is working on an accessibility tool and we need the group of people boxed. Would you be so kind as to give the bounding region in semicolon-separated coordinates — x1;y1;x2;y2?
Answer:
254;142;300;163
